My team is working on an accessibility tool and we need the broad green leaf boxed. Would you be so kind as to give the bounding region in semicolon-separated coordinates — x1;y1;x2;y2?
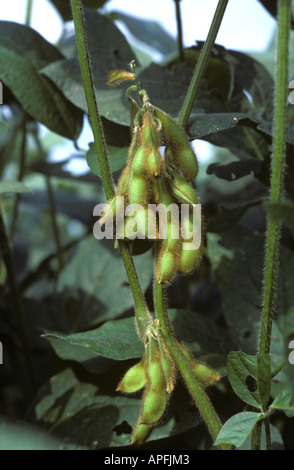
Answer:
57;235;154;323
227;352;271;410
270;389;294;416
44;317;144;361
113;12;177;56
0;180;31;195
86;142;128;177
44;310;236;376
226;351;261;408
214;412;263;447
31;368;203;449
0;22;83;140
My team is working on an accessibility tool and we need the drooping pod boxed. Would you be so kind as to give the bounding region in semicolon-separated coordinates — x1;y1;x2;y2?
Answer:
167;169;199;207
130;421;154;446
155;179;181;284
116;356;146;394
140;335;167;425
154;106;198;181
128;147;150;206
178;205;202;275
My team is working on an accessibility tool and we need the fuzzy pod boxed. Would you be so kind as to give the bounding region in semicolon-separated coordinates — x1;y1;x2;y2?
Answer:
130;422;154;446
153;106;188;150
193;361;221;389
133;206;157;239
116;356;146;394
146;147;163;177
178;246;202;275
140;336;167;425
131;145;147;177
127;126;142;167
129;174;150;206
117;164;131;198
155;241;180;285
176;145;198;181
157;337;176;393
99;195;125;227
168;170;199;206
142;110;161;150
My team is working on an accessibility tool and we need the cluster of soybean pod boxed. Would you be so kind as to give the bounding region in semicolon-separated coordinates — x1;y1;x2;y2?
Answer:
100;73;219;444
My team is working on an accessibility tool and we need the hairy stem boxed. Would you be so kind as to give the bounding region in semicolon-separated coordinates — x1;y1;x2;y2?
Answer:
251;0;291;451
177;0;229;127
259;0;291;356
70;0;151;339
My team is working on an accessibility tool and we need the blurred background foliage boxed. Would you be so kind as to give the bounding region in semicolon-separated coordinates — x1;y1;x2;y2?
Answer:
0;0;294;450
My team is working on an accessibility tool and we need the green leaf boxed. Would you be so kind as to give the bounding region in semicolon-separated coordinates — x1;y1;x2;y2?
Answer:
31;367;203;449
86;142;128;177
0;180;31;195
44;317;144;361
113;12;177;56
214;412;263;447
227;351;261;408
226;352;271;410
57;235;154;323
270;388;294;416
0;22;83;140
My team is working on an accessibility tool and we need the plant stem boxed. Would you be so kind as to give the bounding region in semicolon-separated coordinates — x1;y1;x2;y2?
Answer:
9;115;27;240
177;0;229;127
0;202;35;401
25;0;33;26
154;281;229;449
45;176;64;273
259;0;291;356
174;0;185;63
251;0;291;451
70;0;152;338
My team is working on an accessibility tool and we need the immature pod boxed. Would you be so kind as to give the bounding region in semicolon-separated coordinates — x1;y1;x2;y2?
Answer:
154;106;198;181
157;336;176;393
146;147;163;177
116;356;146;394
192;361;221;389
177;341;221;389
140;336;167;425
117;164;131;198
168;170;199;207
178;207;202;275
129;146;150;205
142;108;161;150
99;195;124;227
177;145;198;181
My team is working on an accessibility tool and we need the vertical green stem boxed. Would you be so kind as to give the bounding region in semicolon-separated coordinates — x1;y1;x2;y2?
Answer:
259;0;291;356
251;0;291;451
45;176;64;273
177;0;229;127
174;0;185;62
25;0;33;26
70;0;152;338
9;115;27;240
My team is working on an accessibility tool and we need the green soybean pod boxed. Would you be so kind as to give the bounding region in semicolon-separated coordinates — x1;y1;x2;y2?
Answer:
129;174;150;206
146;147;163;177
177;144;198;181
140;336;167;425
116;356;146;394
168;170;199;206
130;421;153;446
